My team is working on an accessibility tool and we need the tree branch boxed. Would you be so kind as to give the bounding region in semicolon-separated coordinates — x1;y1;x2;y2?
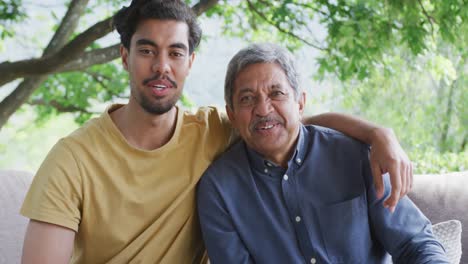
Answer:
0;16;113;86
461;133;467;152
28;99;96;114
256;0;326;43
83;70;129;100
192;0;219;16
0;0;91;128
58;44;121;73
257;0;329;18
44;0;90;54
246;0;326;50
84;70;109;87
417;0;435;36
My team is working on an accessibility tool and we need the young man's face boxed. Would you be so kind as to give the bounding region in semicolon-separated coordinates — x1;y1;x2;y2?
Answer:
227;62;305;166
121;19;195;114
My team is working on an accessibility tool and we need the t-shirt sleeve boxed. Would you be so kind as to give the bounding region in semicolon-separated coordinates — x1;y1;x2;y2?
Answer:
20;139;82;232
215;110;237;146
202;107;237;158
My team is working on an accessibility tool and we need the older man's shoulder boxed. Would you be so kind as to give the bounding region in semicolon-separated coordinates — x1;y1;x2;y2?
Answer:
200;140;247;182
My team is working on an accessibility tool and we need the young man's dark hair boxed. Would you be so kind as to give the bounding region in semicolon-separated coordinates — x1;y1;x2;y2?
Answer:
113;0;202;54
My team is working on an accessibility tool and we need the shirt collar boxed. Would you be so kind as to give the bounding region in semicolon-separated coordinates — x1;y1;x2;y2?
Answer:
245;125;308;178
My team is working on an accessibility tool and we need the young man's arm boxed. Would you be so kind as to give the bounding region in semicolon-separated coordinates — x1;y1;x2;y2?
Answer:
22;220;75;264
303;112;412;212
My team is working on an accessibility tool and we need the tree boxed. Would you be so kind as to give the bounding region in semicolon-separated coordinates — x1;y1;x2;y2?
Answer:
335;38;467;172
0;0;466;129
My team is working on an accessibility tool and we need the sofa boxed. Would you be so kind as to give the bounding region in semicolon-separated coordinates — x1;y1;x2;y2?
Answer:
0;170;466;263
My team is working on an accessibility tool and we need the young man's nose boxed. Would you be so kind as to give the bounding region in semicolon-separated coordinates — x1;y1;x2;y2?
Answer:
152;55;170;74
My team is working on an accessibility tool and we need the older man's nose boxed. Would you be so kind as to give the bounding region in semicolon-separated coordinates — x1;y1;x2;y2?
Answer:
254;97;273;116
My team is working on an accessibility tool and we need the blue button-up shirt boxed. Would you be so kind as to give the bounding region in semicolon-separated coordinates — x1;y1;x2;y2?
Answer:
197;125;448;264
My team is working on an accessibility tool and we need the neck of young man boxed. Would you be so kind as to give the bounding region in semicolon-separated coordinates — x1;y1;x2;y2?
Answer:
111;100;178;151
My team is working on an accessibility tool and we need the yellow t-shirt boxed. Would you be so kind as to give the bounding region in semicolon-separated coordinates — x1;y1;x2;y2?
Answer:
21;104;233;263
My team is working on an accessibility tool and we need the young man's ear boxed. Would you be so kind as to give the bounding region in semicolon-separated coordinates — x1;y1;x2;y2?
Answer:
188;52;196;70
120;45;129;71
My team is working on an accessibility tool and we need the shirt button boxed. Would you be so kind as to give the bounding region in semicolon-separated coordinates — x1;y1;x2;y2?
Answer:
310;258;316;264
296;158;302;164
283;174;288;181
295;216;301;222
264;168;268;173
266;162;272;167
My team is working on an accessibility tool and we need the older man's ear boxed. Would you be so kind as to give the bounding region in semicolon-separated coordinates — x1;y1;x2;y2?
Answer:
298;91;306;117
225;105;237;128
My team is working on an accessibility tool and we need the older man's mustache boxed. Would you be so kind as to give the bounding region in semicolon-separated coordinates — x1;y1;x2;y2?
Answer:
250;116;284;131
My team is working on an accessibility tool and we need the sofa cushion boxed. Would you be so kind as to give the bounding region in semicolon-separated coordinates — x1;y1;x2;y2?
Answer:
0;170;33;264
432;220;462;264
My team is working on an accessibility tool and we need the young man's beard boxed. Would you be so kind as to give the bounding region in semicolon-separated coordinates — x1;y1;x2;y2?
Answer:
139;96;180;115
138;93;181;115
131;76;182;115
131;83;182;115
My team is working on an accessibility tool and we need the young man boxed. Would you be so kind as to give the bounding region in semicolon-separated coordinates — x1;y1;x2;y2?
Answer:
197;43;448;263
21;1;411;263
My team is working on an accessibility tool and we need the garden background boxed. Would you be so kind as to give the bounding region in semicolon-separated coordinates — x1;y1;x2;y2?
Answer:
0;0;466;173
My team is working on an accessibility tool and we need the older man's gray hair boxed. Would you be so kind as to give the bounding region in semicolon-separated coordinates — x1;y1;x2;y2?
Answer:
224;43;302;109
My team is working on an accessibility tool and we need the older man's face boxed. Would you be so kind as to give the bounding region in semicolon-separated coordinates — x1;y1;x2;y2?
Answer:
227;62;305;167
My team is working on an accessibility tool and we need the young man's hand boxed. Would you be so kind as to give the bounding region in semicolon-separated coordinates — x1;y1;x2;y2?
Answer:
301;112;413;211
369;127;413;213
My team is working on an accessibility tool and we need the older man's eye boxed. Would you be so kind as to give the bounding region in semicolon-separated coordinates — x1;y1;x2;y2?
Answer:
271;91;286;99
239;96;254;105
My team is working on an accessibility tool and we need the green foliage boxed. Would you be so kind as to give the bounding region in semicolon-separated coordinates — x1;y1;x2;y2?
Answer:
32;61;129;124
31;59;196;124
204;0;312;50
0;0;25;39
204;0;467;80
1;0;466;173
0;0;24;21
321;0;467;80
411;149;467;174
86;0;129;17
335;39;467;173
180;93;195;108
0;111;78;171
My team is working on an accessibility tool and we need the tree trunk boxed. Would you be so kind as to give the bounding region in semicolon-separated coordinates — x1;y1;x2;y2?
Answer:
438;79;456;152
0;0;90;129
461;133;467;152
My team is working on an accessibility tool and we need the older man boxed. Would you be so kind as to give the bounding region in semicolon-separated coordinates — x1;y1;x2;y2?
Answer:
197;43;448;263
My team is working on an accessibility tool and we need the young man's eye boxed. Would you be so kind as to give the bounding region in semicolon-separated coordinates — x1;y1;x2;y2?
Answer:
139;49;153;55
170;51;185;57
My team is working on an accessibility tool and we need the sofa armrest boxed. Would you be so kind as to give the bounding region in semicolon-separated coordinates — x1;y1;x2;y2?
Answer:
0;170;34;263
408;171;468;263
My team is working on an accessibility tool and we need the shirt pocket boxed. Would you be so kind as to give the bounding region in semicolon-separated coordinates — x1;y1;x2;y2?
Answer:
316;192;371;263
